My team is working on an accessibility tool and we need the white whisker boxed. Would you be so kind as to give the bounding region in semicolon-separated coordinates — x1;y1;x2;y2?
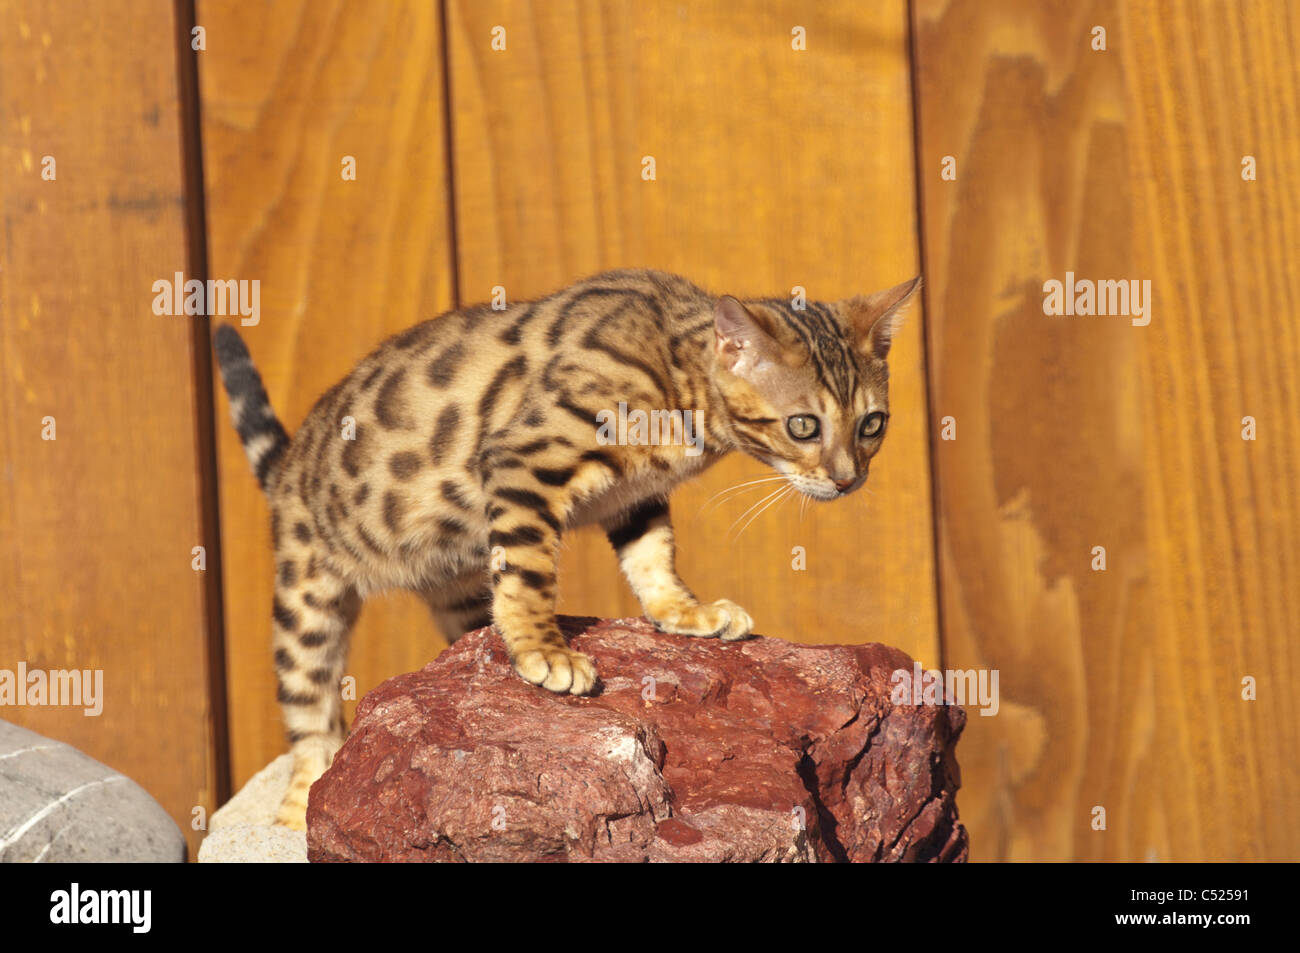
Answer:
726;484;789;538
732;485;794;541
698;475;787;515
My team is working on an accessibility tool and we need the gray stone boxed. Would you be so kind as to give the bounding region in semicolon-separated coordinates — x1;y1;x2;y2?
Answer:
198;754;307;863
0;720;186;863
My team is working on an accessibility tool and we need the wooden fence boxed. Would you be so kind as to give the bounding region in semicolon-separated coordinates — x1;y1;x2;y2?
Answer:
1;0;1295;861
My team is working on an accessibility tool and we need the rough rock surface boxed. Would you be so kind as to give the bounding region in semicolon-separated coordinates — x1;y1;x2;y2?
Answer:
0;719;186;862
198;754;307;863
308;617;967;863
199;822;307;864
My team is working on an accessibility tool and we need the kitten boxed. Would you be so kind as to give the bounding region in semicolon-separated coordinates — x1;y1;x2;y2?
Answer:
214;268;919;829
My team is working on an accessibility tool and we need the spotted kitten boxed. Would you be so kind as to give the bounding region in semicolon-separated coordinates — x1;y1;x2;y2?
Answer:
214;268;919;829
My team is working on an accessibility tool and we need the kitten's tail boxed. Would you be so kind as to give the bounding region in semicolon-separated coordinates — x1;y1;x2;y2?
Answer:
213;324;290;490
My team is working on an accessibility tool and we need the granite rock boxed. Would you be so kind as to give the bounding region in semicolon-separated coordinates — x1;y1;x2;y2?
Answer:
0;720;185;863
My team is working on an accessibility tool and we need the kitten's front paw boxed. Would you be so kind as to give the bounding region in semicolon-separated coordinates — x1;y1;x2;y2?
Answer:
513;643;598;695
652;599;754;641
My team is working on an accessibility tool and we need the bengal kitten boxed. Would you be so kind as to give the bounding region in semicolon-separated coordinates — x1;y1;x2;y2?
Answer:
214;268;919;829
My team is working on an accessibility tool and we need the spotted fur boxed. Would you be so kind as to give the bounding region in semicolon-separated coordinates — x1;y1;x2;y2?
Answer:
215;268;919;829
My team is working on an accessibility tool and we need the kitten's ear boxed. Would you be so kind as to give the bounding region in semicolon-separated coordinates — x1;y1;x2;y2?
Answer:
714;296;791;373
844;276;922;361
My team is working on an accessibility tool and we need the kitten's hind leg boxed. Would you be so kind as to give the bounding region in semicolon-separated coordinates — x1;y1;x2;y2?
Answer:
604;498;753;641
270;552;360;831
416;565;493;643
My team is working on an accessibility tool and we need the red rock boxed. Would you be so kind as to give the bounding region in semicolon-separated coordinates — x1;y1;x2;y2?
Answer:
307;616;967;862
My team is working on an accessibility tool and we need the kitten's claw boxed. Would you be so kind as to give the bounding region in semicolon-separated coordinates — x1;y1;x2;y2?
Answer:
652;599;754;641
714;599;754;641
514;644;598;695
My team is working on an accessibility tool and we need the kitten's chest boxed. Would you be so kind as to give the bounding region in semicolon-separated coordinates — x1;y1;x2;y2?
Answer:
566;451;722;528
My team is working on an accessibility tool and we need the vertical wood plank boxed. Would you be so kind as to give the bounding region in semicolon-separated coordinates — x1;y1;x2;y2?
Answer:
0;0;222;858
446;0;940;665
197;0;458;787
913;0;1300;859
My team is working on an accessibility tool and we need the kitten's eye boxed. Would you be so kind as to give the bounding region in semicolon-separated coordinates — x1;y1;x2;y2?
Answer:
786;415;820;440
859;411;887;439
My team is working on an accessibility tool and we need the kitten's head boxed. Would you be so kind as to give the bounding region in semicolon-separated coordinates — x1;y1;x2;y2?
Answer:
711;277;920;501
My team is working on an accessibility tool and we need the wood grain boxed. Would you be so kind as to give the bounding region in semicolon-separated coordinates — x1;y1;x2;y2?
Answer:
0;0;222;858
197;0;458;787
913;0;1300;860
445;0;940;663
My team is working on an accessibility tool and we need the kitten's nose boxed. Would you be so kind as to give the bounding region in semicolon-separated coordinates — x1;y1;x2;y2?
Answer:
832;477;855;493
